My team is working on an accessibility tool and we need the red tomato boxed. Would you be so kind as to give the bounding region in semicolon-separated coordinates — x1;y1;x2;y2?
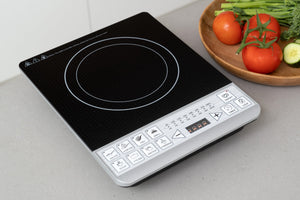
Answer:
213;11;242;45
243;14;280;42
242;39;283;74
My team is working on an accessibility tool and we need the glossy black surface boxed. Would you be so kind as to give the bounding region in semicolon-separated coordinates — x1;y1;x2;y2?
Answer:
20;12;231;151
77;44;166;102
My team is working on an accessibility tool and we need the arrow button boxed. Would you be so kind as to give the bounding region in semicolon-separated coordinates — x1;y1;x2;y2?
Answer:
172;130;185;139
210;112;223;121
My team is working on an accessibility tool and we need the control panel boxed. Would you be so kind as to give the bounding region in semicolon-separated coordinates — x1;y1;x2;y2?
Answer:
94;83;254;176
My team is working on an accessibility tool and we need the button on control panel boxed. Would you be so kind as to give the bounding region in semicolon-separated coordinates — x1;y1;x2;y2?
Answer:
221;103;238;115
127;151;144;164
235;97;251;108
94;84;255;176
217;90;235;103
156;136;172;149
101;147;119;161
117;140;134;153
142;143;159;157
112;159;129;173
145;127;163;139
132;133;148;146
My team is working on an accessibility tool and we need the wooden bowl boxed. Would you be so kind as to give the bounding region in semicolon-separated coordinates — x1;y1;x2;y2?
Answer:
199;0;300;86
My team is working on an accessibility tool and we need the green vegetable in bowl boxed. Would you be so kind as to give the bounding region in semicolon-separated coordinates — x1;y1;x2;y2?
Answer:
280;5;300;40
215;0;300;40
283;42;300;67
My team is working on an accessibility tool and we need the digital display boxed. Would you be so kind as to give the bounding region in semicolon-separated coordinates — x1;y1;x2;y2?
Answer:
186;118;210;133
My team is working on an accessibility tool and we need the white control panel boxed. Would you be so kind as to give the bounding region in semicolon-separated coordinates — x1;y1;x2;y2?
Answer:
93;83;260;186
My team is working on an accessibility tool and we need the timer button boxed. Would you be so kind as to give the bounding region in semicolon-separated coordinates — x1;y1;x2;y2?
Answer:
221;104;238;115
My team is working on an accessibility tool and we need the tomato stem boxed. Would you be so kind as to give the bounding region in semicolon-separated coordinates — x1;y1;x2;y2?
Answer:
236;13;277;55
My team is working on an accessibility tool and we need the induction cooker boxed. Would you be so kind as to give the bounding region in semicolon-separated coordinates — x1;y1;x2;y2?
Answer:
19;12;261;187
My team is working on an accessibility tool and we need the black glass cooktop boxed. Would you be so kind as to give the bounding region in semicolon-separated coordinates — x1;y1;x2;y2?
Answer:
20;12;231;151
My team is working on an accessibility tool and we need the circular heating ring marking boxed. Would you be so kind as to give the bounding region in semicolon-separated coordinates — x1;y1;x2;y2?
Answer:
75;43;169;103
64;36;180;111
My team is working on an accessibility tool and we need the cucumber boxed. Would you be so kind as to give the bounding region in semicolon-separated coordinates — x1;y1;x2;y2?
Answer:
283;43;300;68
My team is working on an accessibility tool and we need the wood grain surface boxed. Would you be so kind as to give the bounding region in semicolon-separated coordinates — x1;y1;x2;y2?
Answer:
199;0;300;86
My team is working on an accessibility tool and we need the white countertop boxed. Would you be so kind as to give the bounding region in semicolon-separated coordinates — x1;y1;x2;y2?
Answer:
1;1;300;199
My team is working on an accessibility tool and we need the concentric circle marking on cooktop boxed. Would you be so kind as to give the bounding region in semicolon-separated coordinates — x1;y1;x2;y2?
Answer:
64;37;179;111
75;43;169;103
